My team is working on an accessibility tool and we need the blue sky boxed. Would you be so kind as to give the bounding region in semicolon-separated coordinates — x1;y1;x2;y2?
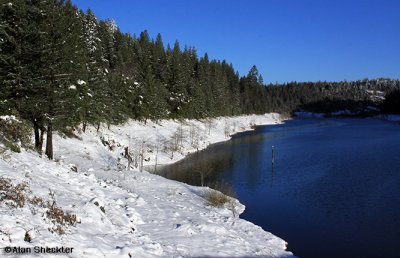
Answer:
71;0;399;83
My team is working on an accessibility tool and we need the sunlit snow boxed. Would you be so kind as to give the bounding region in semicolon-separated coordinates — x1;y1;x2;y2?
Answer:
0;114;293;257
77;79;86;85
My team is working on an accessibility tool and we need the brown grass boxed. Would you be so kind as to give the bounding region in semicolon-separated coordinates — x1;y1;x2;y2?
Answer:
205;181;236;208
0;177;28;208
0;177;77;235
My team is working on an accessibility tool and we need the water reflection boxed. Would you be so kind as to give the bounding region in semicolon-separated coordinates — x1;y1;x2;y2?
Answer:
157;143;235;186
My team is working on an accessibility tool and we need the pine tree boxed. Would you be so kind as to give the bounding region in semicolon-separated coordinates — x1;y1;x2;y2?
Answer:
98;22;134;125
0;0;49;151
185;48;206;118
152;33;168;84
166;40;190;118
80;9;109;131
3;0;399;159
0;1;18;115
36;0;86;159
197;53;213;116
132;31;168;120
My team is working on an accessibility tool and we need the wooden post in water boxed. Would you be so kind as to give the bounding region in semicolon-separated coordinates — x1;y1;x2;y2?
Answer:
272;145;275;166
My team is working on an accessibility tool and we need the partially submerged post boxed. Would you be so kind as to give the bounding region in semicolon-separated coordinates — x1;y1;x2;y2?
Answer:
272;145;275;166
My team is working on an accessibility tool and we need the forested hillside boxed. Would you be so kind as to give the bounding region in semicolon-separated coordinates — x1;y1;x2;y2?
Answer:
264;79;400;113
1;0;399;159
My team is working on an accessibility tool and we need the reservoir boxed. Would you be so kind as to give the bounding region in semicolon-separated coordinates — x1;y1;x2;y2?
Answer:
158;118;400;258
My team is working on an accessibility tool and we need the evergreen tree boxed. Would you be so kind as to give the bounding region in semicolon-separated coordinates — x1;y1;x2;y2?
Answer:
0;0;49;152
99;23;136;124
167;40;189;117
152;33;168;85
80;9;109;131
197;53;213;116
2;0;400;160
37;0;85;159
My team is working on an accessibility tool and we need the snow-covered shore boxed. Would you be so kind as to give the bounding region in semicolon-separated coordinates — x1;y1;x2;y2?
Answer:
0;114;294;257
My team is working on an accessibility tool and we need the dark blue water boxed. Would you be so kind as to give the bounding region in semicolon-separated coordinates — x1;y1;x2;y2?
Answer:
158;118;400;258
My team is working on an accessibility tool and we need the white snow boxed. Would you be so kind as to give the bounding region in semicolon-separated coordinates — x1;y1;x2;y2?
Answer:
0;115;20;124
77;80;86;85
107;19;118;34
0;114;294;257
365;89;386;102
68;85;76;90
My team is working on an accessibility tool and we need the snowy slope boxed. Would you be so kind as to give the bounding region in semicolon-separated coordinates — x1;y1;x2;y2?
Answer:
0;114;294;257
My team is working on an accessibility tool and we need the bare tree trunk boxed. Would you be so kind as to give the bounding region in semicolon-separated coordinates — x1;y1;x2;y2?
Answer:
139;152;143;172
179;123;183;148
124;147;128;158
96;122;100;132
155;145;158;173
82;121;87;133
39;127;44;153
33;120;44;154
33;121;40;152
45;122;53;160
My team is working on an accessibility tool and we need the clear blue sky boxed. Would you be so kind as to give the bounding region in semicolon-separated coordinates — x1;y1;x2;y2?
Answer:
71;0;399;84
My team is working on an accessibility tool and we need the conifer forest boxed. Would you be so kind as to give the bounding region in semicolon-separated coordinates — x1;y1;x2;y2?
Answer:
1;0;400;159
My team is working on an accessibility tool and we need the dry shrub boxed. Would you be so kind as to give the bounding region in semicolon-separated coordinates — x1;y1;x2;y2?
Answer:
280;112;292;120
0;177;45;209
205;189;230;207
0;177;28;208
49;225;65;235
0;177;77;235
47;201;66;225
65;213;77;225
46;191;78;231
29;196;44;206
205;181;236;208
46;200;77;226
24;230;32;242
46;199;77;235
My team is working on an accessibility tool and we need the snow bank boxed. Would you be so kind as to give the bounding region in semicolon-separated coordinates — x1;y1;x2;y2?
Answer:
0;114;294;257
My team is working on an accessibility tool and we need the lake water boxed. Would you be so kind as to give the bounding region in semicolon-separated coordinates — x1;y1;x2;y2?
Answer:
157;118;400;258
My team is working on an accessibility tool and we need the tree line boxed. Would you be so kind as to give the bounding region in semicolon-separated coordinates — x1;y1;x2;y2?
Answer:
1;0;399;159
263;78;400;113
